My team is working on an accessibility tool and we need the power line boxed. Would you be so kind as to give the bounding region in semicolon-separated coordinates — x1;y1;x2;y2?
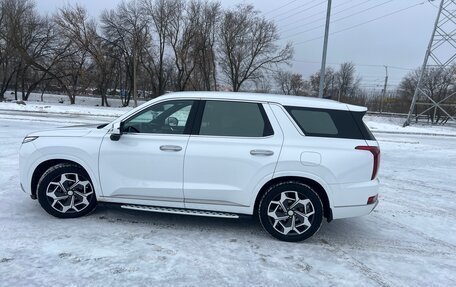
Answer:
427;0;439;8
263;0;301;16
389;65;416;71
281;0;372;33
273;0;327;23
270;0;323;20
292;59;415;70
279;0;359;31
283;0;394;40
293;2;426;46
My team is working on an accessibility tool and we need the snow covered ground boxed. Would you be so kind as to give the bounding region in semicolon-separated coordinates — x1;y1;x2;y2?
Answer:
0;109;455;286
0;92;135;118
2;91;147;107
365;115;456;136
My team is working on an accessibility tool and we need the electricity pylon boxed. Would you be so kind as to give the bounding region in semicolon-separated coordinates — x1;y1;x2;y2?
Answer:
404;0;456;126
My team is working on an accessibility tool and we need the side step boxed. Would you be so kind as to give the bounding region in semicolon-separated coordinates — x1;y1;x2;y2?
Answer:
120;204;239;219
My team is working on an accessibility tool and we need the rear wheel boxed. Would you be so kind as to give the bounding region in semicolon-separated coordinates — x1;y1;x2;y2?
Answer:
37;163;97;218
258;182;323;242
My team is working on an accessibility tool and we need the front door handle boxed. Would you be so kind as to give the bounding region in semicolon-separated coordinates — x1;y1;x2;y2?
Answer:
160;145;182;152
250;149;274;156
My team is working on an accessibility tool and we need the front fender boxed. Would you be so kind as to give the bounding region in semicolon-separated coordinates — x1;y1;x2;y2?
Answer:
27;153;103;199
26;136;103;198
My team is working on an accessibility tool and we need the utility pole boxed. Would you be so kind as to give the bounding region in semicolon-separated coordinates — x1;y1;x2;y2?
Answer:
133;43;137;108
132;0;139;108
381;65;388;113
318;0;332;98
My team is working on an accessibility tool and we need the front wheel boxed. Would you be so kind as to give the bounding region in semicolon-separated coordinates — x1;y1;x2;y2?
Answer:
258;182;323;242
37;163;97;218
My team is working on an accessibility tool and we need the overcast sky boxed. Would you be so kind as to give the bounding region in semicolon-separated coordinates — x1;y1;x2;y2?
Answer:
36;0;439;90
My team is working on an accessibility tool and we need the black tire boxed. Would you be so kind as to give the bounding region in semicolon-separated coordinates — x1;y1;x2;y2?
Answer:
37;163;97;218
258;181;323;242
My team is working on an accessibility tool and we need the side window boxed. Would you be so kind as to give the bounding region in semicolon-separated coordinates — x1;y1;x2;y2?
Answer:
123;100;194;134
285;106;365;139
198;101;273;137
168;104;192;128
289;109;338;135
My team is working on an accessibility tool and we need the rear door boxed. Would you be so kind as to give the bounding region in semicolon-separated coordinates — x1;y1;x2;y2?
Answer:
183;100;283;210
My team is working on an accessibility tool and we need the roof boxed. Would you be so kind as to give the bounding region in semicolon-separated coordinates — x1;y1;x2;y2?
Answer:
158;91;367;112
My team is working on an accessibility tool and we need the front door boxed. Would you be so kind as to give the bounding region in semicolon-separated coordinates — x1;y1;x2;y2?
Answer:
99;99;197;206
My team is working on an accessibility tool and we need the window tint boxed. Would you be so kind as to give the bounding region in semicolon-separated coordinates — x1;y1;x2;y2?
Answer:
123;100;194;134
351;111;376;140
198;101;273;137
290;110;338;135
285;106;370;140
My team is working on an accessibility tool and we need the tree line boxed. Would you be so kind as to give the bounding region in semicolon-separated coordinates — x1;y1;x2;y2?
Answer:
0;0;292;106
0;0;454;120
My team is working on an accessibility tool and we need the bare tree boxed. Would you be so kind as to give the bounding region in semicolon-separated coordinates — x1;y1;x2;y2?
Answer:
335;62;360;101
0;6;14;101
190;0;220;91
218;4;293;92
141;0;175;97
0;0;78;102
2;0;304;104
0;0;32;100
274;70;307;96
253;74;272;93
399;66;456;123
309;67;336;98
165;0;197;91
55;5;121;106
101;0;148;106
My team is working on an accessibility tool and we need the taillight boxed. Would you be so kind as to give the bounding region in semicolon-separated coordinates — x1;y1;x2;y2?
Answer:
367;195;378;205
355;146;380;180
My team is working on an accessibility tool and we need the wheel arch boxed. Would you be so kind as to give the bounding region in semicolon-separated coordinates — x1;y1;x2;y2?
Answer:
31;158;95;199
254;176;333;222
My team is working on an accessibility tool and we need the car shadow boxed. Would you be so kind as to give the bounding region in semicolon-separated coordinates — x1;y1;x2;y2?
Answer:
90;204;377;244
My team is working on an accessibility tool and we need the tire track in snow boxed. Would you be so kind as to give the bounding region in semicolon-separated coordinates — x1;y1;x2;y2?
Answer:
375;213;456;250
319;238;394;287
381;176;456;195
380;186;456;220
321;236;454;259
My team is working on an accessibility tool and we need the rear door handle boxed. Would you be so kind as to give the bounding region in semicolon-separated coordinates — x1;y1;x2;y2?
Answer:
250;149;274;156
160;145;182;152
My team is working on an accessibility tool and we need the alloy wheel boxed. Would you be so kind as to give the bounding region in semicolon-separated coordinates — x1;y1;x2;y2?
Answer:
46;173;94;214
267;190;315;236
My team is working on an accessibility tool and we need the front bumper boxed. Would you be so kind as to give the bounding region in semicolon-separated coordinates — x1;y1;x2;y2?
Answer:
19;141;38;196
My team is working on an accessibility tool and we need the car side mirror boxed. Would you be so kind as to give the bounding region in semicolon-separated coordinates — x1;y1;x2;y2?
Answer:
165;116;178;127
110;122;122;141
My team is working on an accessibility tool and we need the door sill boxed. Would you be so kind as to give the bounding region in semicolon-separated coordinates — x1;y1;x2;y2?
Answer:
121;204;240;219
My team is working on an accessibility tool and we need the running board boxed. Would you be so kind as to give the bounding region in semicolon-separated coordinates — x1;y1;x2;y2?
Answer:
120;204;239;219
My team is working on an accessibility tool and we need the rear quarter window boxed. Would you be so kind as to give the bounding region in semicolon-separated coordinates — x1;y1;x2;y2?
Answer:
285;106;375;140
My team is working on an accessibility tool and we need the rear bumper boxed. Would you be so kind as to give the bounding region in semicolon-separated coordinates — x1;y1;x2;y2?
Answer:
330;178;380;219
332;200;378;219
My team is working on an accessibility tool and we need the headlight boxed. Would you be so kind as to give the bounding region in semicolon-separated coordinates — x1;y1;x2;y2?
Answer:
22;136;39;144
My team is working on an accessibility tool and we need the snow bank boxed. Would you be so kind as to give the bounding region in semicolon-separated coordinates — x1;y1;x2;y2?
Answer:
0;101;128;117
365;115;456;136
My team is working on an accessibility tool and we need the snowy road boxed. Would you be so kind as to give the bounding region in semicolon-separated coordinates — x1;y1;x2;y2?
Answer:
0;115;455;287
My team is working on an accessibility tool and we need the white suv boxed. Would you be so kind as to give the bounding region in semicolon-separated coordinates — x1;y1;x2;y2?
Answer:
19;92;380;242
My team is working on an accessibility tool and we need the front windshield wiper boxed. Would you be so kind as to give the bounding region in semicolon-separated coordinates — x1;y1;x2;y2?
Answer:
97;123;109;129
